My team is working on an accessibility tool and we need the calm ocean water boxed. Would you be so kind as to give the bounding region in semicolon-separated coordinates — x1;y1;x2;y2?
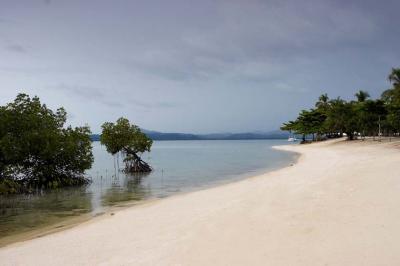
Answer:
0;140;297;241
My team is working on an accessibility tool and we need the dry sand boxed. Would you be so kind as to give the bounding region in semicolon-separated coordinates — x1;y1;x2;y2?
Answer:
1;138;400;265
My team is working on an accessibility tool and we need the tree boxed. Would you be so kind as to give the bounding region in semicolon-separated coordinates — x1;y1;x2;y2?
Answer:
280;120;297;133
315;93;329;109
388;68;400;89
382;68;400;105
324;98;358;140
100;118;153;173
281;109;326;142
355;90;370;102
382;68;400;134
386;106;400;133
282;68;399;141
0;94;93;194
356;99;387;138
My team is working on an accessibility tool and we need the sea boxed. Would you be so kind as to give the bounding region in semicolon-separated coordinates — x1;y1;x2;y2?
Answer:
0;139;297;243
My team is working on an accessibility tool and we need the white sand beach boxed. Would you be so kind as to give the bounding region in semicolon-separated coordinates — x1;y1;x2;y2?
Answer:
1;138;400;265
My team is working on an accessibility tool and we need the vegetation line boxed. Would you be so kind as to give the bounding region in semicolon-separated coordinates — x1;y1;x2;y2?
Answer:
0;94;93;194
0;95;151;194
281;68;400;142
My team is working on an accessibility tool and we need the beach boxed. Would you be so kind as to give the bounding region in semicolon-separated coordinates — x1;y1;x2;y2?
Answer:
1;138;400;265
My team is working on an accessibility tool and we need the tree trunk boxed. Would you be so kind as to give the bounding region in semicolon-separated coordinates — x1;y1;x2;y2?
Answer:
346;132;354;140
124;152;152;173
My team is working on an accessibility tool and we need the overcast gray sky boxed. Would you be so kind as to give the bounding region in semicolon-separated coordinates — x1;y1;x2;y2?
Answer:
0;0;399;133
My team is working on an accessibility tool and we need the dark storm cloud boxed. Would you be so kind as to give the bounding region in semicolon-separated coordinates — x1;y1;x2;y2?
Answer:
0;0;399;133
120;0;388;86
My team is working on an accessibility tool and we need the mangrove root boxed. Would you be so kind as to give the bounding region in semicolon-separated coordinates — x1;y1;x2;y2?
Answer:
124;158;152;173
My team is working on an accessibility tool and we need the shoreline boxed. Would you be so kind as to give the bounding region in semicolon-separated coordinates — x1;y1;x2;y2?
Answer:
0;144;299;248
2;138;400;265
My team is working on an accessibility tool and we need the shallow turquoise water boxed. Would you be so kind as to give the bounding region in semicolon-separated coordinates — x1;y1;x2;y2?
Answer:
0;140;297;239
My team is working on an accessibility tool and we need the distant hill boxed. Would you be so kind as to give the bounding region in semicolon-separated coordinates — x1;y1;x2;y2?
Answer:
199;130;289;140
90;134;101;141
90;129;289;141
141;129;202;140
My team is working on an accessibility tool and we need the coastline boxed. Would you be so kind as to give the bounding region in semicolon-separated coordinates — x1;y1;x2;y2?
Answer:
2;138;400;265
0;141;298;248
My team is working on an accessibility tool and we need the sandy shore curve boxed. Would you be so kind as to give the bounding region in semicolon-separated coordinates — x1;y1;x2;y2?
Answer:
1;138;400;265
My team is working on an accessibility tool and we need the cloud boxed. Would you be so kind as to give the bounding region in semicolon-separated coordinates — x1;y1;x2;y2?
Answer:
118;0;379;87
101;100;124;108
49;84;123;107
5;44;26;53
48;83;179;110
0;0;399;133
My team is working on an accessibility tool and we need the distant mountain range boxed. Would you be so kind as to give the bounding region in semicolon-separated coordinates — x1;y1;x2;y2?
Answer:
90;129;289;141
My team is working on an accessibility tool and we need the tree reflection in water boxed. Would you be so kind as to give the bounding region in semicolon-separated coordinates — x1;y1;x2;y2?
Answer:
0;187;92;239
101;172;150;206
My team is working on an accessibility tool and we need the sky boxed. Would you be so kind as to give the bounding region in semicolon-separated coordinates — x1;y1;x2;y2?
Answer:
0;0;399;134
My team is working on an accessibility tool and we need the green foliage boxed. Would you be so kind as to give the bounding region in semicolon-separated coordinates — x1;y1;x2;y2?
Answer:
0;94;93;194
325;99;358;139
355;90;370;102
100;118;153;172
356;99;387;136
315;93;330;112
282;68;400;141
388;68;400;89
100;117;152;155
281;108;326;141
381;68;400;131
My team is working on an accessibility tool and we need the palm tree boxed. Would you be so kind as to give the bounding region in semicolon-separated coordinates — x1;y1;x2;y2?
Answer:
355;90;370;102
388;68;400;88
315;93;329;108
